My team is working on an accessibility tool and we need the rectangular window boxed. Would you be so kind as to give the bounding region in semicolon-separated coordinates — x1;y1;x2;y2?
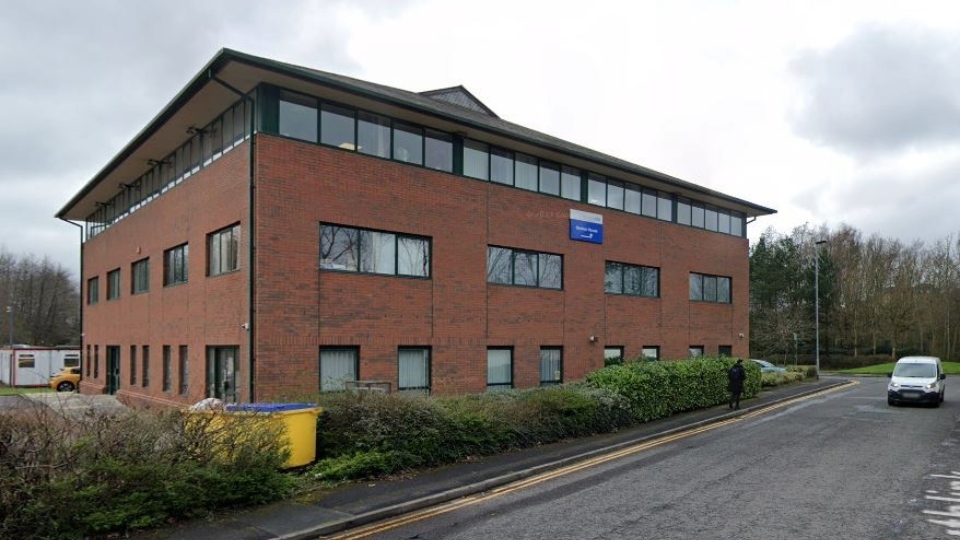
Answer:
486;348;513;391
560;166;581;201
730;213;744;237
107;269;120;300
87;277;99;305
624;184;642;215
398;348;430;394
164;243;189;286
607;180;624;210
207;346;239;403
642;189;657;217
94;345;99;379
358;112;391;158
689;346;704;357
463;139;489;180
539;162;560;196
705;208;719;231
677;199;691;225
278;91;318;142
178;345;189;395
320;347;358;391
320;224;430;278
18;354;35;368
718;211;731;234
587;174;606;206
129;345;137;386
642;346;660;360
487;246;563;289
392;122;423;165
691;204;705;228
657;194;673;221
515;153;538;191
539;347;562;386
490;147;514;185
162;345;171;392
320;103;356;150
605;261;659;297
142;345;150;388
208;224;240;276
604;347;624;364
424;130;453;172
85;345;91;377
131;258;149;294
719;345;733;357
63;353;80;369
690;273;732;304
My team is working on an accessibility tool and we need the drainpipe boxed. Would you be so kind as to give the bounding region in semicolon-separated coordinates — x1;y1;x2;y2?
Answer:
211;73;257;403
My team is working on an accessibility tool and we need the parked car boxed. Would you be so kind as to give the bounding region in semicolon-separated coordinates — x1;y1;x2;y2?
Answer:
750;359;787;373
50;367;81;392
887;356;945;407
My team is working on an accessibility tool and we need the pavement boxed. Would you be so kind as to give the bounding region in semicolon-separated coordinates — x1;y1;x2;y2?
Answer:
130;377;850;540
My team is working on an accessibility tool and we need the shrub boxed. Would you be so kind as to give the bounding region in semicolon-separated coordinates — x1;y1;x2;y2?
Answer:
0;404;294;540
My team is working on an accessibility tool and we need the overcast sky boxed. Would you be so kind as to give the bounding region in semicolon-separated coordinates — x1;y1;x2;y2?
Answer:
3;0;960;279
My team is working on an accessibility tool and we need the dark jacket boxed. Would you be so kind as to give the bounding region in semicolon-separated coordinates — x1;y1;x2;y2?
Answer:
728;362;746;393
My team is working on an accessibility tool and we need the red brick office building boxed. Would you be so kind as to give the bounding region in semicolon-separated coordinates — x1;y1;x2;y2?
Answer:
57;49;774;408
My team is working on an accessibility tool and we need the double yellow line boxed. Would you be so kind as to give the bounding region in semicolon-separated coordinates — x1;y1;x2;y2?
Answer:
325;381;857;539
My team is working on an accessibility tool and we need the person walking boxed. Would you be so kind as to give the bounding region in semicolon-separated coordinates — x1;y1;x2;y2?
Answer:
728;359;746;409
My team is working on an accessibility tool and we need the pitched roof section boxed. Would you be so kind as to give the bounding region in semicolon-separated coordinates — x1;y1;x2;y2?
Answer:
419;86;499;118
57;48;777;221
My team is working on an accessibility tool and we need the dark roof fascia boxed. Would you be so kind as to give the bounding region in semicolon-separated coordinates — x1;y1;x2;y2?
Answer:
55;49;237;219
227;50;775;216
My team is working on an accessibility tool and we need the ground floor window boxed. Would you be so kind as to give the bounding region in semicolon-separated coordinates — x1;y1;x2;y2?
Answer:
320;347;358;391
207;346;239;403
398;348;430;394
604;346;624;365
162;345;171;392
539;347;562;386
642;346;660;360
689;346;704;357
719;345;733;357
487;348;513;391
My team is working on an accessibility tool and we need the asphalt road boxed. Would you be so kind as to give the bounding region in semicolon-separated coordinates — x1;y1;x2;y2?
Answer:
340;376;960;540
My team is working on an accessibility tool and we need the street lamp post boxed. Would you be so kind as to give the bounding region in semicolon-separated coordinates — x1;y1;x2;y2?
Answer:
814;240;828;380
5;306;11;349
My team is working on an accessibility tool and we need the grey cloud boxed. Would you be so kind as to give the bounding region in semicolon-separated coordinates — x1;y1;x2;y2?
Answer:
789;24;960;158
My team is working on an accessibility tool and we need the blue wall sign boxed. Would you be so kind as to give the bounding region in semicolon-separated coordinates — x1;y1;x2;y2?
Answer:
569;209;604;244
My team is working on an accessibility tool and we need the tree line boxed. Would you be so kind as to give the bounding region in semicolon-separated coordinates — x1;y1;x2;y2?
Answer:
750;224;960;364
0;249;79;348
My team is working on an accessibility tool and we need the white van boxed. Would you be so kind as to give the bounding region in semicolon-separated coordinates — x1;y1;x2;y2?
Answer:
887;356;946;407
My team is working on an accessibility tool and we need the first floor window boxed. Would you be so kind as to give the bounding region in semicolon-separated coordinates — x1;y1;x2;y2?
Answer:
207;346;239;403
540;347;562;386
87;277;99;304
208;224;240;276
320;224;430;278
486;348;513;391
605;262;659;297
690;273;732;303
132;258;150;294
107;269;121;300
320;347;358;391
642;346;660;360
164;243;189;285
398;348;430;394
487;246;562;289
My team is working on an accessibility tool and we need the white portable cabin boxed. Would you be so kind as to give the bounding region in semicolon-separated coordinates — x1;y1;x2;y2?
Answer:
0;347;81;387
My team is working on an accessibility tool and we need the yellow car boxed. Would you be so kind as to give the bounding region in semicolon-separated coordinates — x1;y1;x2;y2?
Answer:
50;367;81;392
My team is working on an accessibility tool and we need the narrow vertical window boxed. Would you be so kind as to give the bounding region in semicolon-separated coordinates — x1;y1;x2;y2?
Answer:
129;345;137;386
398;348;430;394
131;258;149;294
107;269;120;300
490;147;514;185
162;345;172;392
87;277;99;305
486;348;513;391
358;112;391;158
560;166;581;201
392;122;423;165
208;224;240;276
178;345;189;396
164;243;189;286
142;345;150;388
463;139;489;180
424;130;453;172
320;103;356;150
539;347;562;386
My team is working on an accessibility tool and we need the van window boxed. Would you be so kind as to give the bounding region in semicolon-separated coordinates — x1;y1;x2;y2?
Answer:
893;363;937;378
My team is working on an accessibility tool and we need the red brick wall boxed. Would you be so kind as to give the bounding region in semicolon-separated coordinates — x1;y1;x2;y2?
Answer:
252;135;750;397
80;145;251;407
81;133;750;406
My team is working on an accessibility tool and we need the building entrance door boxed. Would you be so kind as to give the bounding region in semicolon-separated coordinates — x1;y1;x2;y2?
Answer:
207;347;239;403
106;346;120;394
